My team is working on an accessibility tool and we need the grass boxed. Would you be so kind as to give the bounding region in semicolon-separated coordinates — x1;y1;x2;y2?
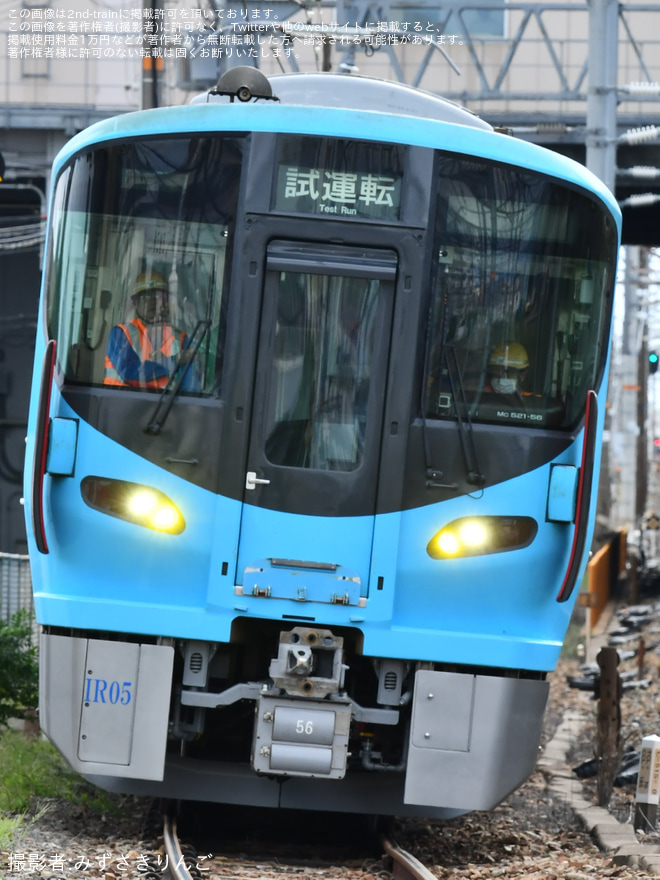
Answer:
0;727;119;850
0;814;23;851
0;729;77;814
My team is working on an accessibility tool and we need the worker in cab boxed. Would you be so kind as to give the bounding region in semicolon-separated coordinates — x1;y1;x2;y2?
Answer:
486;342;532;397
104;269;200;391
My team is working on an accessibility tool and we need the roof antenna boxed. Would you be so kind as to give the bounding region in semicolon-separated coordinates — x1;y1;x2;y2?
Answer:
210;67;279;103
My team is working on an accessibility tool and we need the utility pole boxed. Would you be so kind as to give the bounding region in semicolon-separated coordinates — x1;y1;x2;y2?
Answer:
638;322;649;522
586;0;619;193
586;0;624;535
142;0;161;109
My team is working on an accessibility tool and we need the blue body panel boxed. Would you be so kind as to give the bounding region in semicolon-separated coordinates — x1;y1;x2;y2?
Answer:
26;371;608;673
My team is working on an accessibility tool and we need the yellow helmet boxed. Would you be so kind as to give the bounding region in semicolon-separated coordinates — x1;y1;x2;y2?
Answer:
489;342;529;370
133;269;169;298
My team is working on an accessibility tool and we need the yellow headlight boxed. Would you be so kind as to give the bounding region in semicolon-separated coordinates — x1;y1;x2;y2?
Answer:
152;505;181;532
128;490;157;517
436;531;460;556
458;520;488;548
427;516;537;560
81;477;186;535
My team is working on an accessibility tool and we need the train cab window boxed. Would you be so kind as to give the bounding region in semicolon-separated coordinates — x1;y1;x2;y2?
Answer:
424;154;616;430
45;136;243;396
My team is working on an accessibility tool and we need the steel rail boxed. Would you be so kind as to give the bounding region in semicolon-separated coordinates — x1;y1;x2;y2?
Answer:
382;836;439;880
163;813;195;880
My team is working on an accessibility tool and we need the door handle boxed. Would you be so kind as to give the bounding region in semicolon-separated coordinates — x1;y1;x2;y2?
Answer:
246;471;271;491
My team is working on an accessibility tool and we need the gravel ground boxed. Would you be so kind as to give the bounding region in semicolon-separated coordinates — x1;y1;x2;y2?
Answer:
3;621;659;880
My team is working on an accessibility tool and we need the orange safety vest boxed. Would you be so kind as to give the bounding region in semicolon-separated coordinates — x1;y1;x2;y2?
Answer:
104;318;187;388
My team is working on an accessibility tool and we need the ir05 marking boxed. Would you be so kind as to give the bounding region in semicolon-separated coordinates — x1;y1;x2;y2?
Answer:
84;678;132;705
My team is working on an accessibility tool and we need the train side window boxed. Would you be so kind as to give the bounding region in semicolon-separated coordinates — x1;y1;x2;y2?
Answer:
423;153;616;431
46;136;243;397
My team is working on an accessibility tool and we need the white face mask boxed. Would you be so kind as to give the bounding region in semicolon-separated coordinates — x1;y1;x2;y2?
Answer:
491;377;517;394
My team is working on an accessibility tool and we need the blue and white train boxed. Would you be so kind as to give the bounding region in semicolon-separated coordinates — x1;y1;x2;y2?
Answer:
25;69;619;817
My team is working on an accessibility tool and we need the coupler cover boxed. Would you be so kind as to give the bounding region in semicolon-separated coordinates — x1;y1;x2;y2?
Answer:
252;696;351;779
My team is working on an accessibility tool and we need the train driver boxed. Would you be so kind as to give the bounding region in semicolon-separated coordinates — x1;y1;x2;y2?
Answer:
104;269;200;391
486;342;531;396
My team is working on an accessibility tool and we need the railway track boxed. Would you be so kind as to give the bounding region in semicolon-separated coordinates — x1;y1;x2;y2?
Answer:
380;837;438;880
163;811;438;880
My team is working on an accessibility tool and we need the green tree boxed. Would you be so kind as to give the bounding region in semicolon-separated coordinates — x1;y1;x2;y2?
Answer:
0;610;38;728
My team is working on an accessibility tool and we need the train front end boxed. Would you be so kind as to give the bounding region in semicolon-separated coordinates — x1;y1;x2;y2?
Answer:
25;73;620;817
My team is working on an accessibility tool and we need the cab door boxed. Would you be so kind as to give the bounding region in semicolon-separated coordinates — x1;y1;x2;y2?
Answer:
235;241;397;606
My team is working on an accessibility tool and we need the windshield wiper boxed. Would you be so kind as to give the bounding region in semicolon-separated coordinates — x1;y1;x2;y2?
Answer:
419;283;485;490
442;345;486;488
145;319;210;436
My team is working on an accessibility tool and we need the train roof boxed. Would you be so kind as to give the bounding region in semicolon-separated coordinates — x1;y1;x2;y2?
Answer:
191;71;493;132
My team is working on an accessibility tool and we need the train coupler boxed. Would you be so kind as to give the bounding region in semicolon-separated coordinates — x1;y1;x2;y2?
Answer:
268;626;347;698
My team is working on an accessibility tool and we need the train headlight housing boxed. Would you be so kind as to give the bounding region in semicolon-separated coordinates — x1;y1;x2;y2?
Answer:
81;476;185;535
427;516;537;560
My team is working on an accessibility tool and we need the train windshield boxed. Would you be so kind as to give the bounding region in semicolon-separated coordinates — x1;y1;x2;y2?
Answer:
424;154;616;430
46;136;243;394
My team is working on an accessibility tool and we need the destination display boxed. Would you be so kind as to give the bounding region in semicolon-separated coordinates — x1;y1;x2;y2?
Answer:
274;136;404;221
